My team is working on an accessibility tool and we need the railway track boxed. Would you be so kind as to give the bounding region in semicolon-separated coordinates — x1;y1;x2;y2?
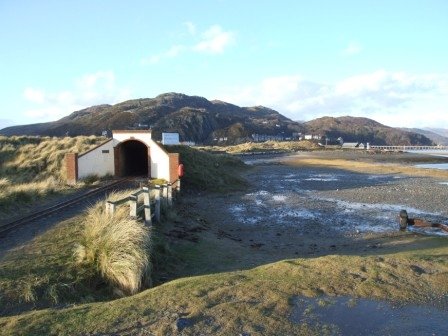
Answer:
0;177;134;236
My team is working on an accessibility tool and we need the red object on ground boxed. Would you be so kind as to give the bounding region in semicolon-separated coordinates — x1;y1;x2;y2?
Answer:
178;164;184;177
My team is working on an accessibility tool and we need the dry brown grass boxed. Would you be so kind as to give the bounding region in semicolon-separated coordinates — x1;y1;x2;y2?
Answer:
0;135;105;217
0;135;104;182
201;140;320;154
74;200;151;295
287;157;448;179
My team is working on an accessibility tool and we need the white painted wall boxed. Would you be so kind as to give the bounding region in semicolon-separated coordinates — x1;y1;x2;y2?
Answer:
78;140;115;179
111;131;171;181
148;138;170;181
113;131;152;146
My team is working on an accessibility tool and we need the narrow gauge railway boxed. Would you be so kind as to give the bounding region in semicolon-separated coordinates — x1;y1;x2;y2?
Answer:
0;177;136;237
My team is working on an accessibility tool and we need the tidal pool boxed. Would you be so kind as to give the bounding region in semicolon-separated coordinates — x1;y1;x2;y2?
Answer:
290;295;448;336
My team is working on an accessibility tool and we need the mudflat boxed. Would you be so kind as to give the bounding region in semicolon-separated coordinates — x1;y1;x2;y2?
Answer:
163;150;448;278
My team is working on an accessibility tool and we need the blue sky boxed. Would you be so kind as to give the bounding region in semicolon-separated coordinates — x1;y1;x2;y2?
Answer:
1;0;447;130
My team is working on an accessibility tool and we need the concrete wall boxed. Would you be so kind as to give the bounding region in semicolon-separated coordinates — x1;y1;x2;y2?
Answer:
78;139;114;179
148;138;171;181
113;130;152;146
112;130;178;182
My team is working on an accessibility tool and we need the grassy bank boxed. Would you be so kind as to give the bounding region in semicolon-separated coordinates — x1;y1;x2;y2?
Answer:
0;237;446;335
0;135;105;218
166;145;248;192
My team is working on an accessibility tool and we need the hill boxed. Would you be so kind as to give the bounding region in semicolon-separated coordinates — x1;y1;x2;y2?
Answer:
401;127;448;145
0;93;304;145
305;116;434;146
0;94;434;145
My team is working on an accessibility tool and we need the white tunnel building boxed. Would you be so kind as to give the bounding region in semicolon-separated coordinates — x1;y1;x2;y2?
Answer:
66;130;179;184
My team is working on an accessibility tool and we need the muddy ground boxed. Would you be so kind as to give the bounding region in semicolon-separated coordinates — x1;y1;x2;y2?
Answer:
161;151;448;280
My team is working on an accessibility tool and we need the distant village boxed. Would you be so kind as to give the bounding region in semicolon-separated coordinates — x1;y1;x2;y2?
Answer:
104;124;369;149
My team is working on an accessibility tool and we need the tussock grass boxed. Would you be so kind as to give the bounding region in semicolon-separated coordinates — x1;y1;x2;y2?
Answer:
74;201;151;295
0;135;105;218
166;145;248;192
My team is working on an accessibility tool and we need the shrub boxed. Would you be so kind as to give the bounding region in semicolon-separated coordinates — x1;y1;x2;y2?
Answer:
74;202;151;295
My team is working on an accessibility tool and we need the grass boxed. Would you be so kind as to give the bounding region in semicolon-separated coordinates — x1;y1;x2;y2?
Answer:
1;143;447;334
74;201;151;296
0;135;105;218
0;192;152;316
0;215;106;316
166;145;248;192
201;140;320;154
0;238;446;335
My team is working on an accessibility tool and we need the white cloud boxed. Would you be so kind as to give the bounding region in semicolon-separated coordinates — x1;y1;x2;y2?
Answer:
23;71;132;122
193;25;235;54
342;41;362;56
23;88;46;104
219;71;448;128
141;23;235;64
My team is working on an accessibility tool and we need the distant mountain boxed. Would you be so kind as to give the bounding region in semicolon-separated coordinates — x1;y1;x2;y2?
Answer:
0;93;304;144
0;94;433;146
423;127;448;139
401;128;448;145
305;116;433;146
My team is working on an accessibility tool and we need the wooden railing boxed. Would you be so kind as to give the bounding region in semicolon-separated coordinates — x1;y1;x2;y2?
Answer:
105;180;180;226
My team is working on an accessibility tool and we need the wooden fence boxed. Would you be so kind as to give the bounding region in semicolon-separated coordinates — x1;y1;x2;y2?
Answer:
105;180;180;226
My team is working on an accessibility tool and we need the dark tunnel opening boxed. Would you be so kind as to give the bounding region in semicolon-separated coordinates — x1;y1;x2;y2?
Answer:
117;140;149;176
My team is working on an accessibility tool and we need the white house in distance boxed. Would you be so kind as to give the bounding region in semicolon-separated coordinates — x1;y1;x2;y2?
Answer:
65;130;179;185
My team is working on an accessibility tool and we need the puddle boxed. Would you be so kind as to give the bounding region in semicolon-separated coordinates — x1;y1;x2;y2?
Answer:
415;163;448;170
439;182;448;186
290;296;448;335
230;204;245;213
272;195;287;202
331;199;440;216
305;174;339;182
228;170;448;236
278;209;317;220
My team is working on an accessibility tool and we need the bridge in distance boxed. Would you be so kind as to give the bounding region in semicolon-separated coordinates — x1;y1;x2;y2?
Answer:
369;145;448;157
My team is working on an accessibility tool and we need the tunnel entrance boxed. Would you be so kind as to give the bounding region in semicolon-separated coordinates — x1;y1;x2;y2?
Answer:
115;140;149;177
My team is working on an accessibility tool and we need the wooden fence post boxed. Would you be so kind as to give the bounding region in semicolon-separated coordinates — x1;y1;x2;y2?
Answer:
106;201;116;216
167;183;173;207
129;195;137;218
155;185;161;222
142;187;152;226
162;184;168;210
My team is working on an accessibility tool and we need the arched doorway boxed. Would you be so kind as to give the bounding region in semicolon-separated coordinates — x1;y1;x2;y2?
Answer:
115;140;150;177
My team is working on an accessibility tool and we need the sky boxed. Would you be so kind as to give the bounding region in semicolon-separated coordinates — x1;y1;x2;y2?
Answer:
1;0;447;130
